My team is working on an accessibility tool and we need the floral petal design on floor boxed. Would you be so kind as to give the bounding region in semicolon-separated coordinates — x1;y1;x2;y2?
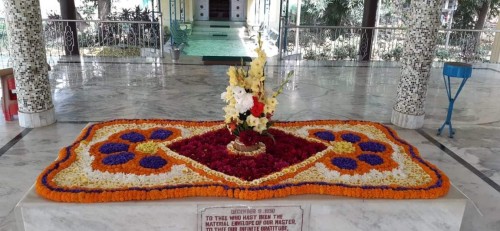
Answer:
36;119;450;202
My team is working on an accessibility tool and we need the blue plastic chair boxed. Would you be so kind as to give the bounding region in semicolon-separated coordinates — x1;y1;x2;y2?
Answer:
437;62;472;138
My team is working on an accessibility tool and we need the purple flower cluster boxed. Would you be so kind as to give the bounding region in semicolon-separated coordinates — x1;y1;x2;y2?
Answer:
99;129;172;168
120;132;146;143
314;131;335;141
150;129;173;140
139;156;168;169
331;157;358;170
359;142;386;153
357;154;384;166
102;152;135;165
99;143;129;154
317;131;388;170
341;133;361;143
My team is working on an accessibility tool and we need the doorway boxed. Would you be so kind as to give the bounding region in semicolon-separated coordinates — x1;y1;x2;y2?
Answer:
209;0;230;20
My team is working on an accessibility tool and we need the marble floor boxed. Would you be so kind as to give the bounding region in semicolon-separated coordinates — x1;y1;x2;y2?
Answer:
0;59;499;230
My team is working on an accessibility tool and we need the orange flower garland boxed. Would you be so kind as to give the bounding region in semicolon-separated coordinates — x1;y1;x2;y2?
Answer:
36;119;450;203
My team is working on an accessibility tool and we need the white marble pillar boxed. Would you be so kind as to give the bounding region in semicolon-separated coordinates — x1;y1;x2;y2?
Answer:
391;0;443;129
4;0;56;128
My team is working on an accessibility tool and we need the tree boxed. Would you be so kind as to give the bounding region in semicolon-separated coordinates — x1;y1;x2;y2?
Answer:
323;0;364;26
452;0;500;59
378;0;411;27
453;0;500;29
98;0;112;20
299;0;331;25
80;0;112;20
300;0;363;26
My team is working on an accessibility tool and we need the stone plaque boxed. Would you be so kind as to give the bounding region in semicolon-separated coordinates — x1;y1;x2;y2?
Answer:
198;205;306;231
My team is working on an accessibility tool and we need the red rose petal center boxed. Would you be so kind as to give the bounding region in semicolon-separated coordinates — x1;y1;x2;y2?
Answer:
168;128;327;181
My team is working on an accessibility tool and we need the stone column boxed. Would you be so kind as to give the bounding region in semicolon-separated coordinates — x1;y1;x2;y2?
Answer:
391;0;443;129
4;0;56;128
490;22;500;63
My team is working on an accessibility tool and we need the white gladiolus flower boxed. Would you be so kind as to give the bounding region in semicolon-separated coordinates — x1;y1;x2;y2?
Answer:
223;106;238;123
223;106;238;116
235;93;254;113
246;115;260;127
264;104;275;114
255;123;267;133
266;97;277;107
232;86;246;100
259;117;268;126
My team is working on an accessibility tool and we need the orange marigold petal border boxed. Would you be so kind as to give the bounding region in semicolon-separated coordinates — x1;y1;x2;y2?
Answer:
36;119;450;203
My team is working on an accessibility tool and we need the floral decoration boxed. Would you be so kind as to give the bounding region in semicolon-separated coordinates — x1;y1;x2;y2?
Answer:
89;127;181;175
308;128;398;175
36;119;450;203
220;34;292;140
168;128;325;181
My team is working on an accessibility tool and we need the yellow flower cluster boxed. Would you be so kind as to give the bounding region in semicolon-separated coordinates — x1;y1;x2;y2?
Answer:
246;115;269;133
332;141;356;154
221;34;279;134
136;141;159;154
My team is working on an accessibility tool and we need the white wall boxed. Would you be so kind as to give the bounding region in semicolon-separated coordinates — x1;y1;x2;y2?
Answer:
230;0;246;21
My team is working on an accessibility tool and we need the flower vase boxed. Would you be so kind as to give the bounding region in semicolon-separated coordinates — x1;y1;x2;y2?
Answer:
228;137;266;156
233;137;260;152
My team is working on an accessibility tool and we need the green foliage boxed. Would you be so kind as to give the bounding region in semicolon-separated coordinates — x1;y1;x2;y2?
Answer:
78;0;99;20
232;120;250;137
44;13;63;38
85;46;141;57
0;21;5;41
378;0;411;27
300;0;363;26
382;47;403;61
322;0;364;26
435;48;451;61
109;5;153;21
303;49;317;60
45;4;160;54
391;47;403;61
101;6;159;48
334;44;357;60
453;0;500;29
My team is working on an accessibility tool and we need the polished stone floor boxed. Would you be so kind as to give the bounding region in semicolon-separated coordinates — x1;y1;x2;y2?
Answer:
0;59;499;230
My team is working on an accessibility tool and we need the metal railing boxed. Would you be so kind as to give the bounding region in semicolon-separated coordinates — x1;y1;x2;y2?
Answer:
42;19;163;59
0;18;164;68
435;28;498;63
280;25;500;63
2;17;499;67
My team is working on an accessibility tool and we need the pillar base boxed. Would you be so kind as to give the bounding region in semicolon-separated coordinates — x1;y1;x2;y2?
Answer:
391;109;424;129
18;108;56;128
